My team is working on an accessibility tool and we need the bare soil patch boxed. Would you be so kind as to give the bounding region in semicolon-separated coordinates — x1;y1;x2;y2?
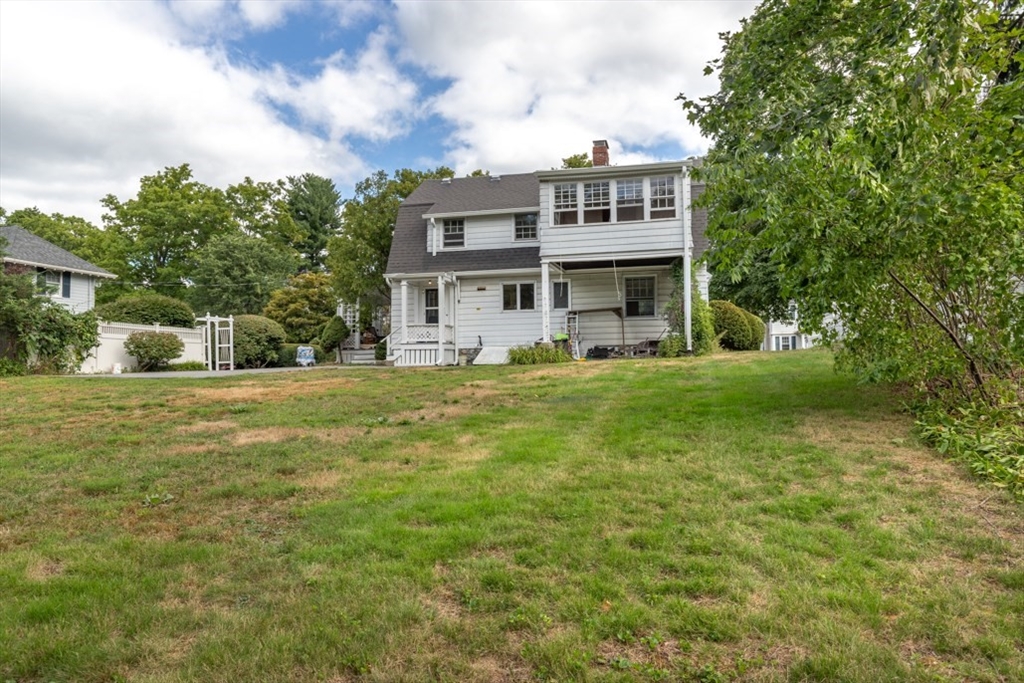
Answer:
231;427;309;446
176;420;237;434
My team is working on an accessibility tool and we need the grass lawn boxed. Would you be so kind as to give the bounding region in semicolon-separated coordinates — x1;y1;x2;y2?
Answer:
1;351;1021;683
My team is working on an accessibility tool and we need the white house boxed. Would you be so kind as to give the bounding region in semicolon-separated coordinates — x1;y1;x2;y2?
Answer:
0;225;116;312
384;141;710;366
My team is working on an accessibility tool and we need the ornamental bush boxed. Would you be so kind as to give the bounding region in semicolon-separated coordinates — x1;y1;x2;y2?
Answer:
319;316;350;355
741;309;766;351
124;331;184;371
94;293;195;327
662;266;716;356
710;300;752;350
233;314;286;369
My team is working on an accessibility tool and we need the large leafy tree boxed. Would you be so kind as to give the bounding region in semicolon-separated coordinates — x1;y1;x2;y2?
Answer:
188;233;299;316
682;0;1023;404
262;272;337;344
326;166;454;303
225;177;302;252
102;164;233;297
286;174;342;272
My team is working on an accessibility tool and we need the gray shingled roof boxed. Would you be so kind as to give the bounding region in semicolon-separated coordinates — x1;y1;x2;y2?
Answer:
386;174;542;276
0;225;117;278
410;173;540;215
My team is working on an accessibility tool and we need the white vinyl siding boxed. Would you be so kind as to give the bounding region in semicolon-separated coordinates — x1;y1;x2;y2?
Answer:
426;214;542;251
456;276;543;348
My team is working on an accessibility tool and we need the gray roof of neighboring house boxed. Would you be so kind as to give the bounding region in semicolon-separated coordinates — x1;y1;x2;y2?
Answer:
386;174;542;276
0;225;117;278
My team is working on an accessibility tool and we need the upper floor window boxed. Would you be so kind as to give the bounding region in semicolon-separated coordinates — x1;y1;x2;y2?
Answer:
650;177;676;219
503;282;536;311
616;179;644;221
553;184;578;226
36;269;70;298
443;218;464;247
514;213;538;240
624;276;656;317
583;181;610;224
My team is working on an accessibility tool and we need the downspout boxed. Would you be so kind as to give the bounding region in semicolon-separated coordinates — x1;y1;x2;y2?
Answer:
683;168;693;353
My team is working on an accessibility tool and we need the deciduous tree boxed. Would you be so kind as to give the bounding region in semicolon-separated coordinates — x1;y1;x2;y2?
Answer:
188;233;298;316
681;0;1023;404
326;167;454;304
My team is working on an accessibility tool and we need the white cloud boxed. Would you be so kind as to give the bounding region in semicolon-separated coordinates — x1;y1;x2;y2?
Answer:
259;29;419;143
393;0;756;173
0;0;411;225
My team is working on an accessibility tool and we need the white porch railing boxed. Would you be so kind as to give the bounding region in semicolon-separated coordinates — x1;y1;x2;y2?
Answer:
404;324;454;344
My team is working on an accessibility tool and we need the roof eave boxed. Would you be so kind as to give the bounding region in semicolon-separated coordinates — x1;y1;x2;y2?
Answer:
1;257;118;279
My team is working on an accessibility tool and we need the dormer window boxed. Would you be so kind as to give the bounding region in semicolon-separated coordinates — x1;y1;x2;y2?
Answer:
443;218;465;247
553;184;578;226
583;181;610;224
650;177;676;219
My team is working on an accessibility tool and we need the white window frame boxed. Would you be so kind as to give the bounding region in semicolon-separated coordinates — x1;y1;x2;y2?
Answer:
514;213;538;241
443;218;465;248
650;176;676;219
583;181;611;224
502;282;536;311
551;281;571;310
553;183;578;226
624;275;657;318
616;179;644;222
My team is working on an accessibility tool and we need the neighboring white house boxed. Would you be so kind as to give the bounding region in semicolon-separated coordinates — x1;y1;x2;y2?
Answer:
0;225;117;312
383;141;711;366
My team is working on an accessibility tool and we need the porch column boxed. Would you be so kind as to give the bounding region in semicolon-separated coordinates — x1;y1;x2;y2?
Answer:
400;280;409;344
541;261;551;342
437;276;446;365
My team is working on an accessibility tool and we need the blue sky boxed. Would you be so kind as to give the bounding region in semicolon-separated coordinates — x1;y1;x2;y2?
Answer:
0;0;758;225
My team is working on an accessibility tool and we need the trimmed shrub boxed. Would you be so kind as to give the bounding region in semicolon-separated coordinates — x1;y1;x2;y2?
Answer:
94;293;195;327
319;316;350;355
233;315;286;369
711;300;753;351
277;343;326;366
165;361;208;371
507;345;573;365
124;331;184;371
375;340;387;361
742;310;766;350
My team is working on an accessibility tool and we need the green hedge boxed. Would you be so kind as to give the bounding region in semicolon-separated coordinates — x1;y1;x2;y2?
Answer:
94;293;195;327
319;317;350;355
742;310;766;351
507;345;573;365
233;315;287;369
711;300;764;351
277;343;326;366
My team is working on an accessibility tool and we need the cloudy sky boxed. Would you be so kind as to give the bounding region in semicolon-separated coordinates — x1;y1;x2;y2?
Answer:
0;0;757;226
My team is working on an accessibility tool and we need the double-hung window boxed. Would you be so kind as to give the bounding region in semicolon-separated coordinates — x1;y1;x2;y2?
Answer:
624;276;656;317
616;179;644;221
443;218;464;247
502;283;535;311
514;213;538;241
553;183;578;226
650;176;676;219
583;181;610;224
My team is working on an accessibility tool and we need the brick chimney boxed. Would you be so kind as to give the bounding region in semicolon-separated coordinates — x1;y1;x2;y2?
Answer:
592;139;609;167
